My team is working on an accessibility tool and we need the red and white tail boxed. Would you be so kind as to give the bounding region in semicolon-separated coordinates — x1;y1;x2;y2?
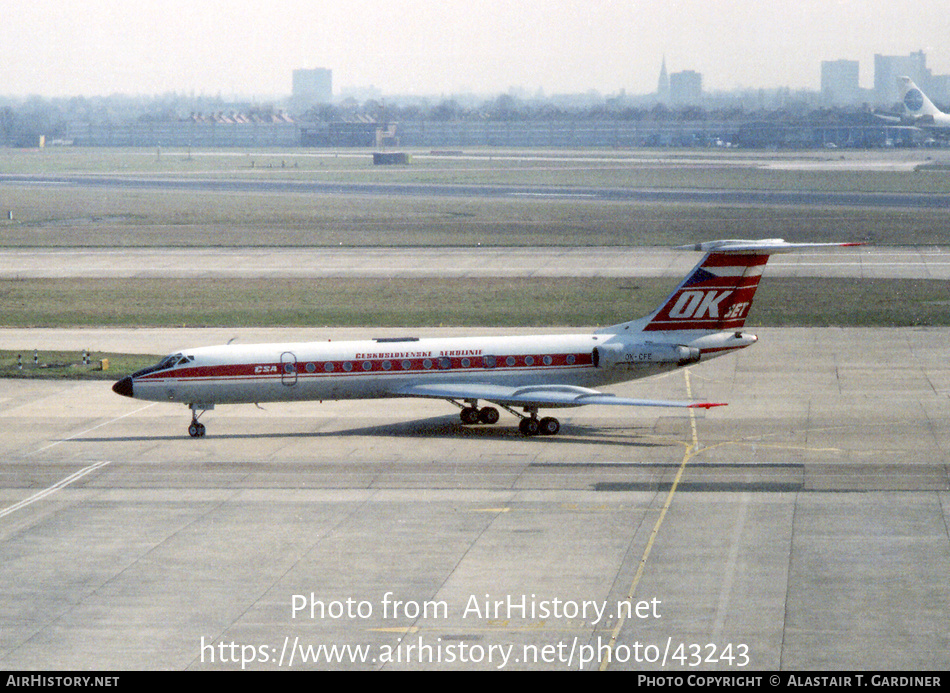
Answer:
601;239;862;335
643;250;768;332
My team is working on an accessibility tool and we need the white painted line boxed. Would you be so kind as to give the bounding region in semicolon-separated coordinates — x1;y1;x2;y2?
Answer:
0;460;111;519
31;402;157;454
711;492;749;640
507;192;598;198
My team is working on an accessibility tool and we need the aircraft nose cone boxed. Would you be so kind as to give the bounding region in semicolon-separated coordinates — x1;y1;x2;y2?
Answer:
112;376;134;398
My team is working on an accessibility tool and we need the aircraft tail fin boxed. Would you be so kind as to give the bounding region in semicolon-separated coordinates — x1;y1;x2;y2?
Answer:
899;76;941;118
600;239;862;335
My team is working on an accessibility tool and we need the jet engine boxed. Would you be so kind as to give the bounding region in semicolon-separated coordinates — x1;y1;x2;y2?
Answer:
593;342;700;369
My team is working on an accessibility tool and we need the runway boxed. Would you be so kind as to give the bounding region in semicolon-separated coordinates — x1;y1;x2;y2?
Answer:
4;172;950;209
0;327;948;670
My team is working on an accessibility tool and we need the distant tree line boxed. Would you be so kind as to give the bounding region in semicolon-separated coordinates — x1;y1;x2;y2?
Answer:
303;93;888;125
1;100;68;146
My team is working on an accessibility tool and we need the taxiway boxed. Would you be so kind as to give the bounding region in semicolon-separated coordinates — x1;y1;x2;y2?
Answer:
1;245;948;280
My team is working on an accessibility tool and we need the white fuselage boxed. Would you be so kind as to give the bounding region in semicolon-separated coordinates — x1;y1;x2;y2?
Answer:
126;330;750;408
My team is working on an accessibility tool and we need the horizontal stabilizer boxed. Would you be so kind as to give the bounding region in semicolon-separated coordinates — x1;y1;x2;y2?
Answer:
674;239;864;254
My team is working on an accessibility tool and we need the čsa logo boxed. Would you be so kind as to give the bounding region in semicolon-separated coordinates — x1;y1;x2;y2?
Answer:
668;290;748;320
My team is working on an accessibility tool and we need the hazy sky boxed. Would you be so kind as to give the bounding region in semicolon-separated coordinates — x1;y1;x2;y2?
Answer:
3;0;948;99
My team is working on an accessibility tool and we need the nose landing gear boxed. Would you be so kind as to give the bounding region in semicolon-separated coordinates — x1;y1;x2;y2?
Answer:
187;404;213;438
188;419;206;438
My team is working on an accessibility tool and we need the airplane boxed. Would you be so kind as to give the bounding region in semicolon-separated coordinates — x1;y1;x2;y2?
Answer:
112;238;858;438
875;76;950;138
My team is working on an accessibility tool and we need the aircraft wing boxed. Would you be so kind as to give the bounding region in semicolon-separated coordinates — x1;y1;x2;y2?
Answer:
394;382;725;410
873;112;903;124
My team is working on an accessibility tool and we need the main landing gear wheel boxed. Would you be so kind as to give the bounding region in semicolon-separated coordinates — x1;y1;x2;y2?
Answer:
519;416;560;437
538;416;560;436
519;418;540;436
477;406;500;424
459;406;500;426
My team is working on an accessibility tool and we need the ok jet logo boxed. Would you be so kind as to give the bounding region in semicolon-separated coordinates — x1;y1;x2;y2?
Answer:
669;290;734;319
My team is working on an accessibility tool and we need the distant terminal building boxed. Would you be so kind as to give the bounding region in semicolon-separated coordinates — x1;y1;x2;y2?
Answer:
300;116;393;147
292;68;333;111
821;59;861;106
66;110;298;147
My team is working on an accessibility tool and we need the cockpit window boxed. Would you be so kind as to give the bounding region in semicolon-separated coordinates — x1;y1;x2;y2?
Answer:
131;353;189;378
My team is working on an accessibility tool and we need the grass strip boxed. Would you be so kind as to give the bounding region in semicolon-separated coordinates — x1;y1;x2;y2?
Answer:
0;350;162;380
1;277;947;329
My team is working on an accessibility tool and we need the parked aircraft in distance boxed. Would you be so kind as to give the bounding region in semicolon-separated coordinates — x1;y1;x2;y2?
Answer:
876;76;950;138
112;239;859;437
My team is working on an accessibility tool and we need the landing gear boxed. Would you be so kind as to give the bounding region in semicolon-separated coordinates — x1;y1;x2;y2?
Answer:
518;414;560;437
458;403;500;426
459;406;480;425
518;417;539;436
452;400;560;436
538;416;560;436
187;404;212;438
478;406;500;424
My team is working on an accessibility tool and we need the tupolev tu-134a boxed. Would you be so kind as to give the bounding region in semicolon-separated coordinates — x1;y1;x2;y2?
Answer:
112;239;859;438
